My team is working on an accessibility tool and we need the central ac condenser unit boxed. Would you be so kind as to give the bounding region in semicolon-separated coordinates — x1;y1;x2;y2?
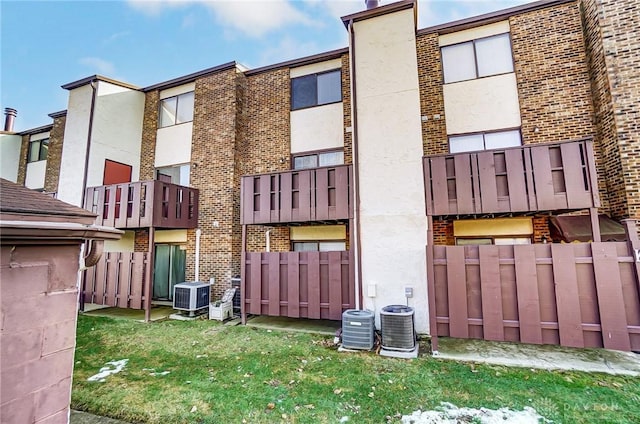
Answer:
342;309;375;350
380;305;416;351
173;281;211;315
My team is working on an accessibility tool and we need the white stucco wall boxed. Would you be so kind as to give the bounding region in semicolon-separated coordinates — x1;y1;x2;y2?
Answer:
291;103;344;154
25;160;46;189
155;123;193;168
353;8;429;333
0;134;22;182
439;20;510;46
86;81;144;188
443;73;521;134
104;230;135;252
58;84;93;206
290;59;341;78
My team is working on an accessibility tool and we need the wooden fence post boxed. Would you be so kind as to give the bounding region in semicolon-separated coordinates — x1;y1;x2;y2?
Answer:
622;219;640;294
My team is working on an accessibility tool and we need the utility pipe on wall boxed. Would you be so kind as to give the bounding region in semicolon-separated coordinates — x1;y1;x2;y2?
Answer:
195;228;201;282
265;228;273;252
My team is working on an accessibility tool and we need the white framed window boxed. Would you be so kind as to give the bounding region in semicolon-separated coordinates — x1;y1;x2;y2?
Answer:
449;129;521;154
28;138;49;162
156;164;190;186
442;33;514;84
293;150;344;170
292;241;346;252
291;69;341;110
159;91;194;128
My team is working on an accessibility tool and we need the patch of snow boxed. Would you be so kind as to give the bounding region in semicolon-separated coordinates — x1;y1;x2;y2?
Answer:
149;370;171;376
401;402;552;424
87;359;128;382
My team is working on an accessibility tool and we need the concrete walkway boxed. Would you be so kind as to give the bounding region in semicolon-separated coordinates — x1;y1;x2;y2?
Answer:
435;337;640;376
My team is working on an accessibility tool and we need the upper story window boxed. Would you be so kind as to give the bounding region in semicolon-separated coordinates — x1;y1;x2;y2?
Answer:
293;149;344;170
441;33;513;84
449;129;521;154
291;70;341;110
159;91;194;128
28;138;49;162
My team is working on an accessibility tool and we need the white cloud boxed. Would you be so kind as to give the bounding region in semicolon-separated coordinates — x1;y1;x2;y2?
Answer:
256;35;322;67
79;57;116;75
103;31;131;45
127;0;319;37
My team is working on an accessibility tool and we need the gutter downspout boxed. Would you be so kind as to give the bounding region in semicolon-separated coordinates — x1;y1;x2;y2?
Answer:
265;228;273;253
348;19;363;310
81;79;98;207
195;228;201;281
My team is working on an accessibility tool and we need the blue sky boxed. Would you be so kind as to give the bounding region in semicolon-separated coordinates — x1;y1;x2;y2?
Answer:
1;0;532;131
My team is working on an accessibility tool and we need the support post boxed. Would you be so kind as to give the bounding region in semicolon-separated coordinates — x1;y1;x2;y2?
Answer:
622;219;640;295
589;208;601;242
144;227;155;323
240;225;247;325
426;215;438;354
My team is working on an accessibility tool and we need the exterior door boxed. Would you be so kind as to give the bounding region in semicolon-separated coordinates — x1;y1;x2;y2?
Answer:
153;244;186;300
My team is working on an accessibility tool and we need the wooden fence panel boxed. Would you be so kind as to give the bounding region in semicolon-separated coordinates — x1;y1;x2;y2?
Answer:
82;252;148;310
430;241;638;351
243;251;353;321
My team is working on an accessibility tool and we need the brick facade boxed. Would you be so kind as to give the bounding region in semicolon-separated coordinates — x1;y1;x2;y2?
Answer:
139;90;159;181
44;115;66;193
581;0;640;222
188;68;240;298
416;32;448;156
341;53;353;165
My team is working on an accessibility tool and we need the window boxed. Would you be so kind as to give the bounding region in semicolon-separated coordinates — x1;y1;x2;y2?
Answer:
292;241;346;252
455;237;531;246
441;33;513;84
453;217;533;245
291;70;341;110
159;91;194;128
28;138;49;162
449;129;521;153
293;150;344;170
156;164;190;186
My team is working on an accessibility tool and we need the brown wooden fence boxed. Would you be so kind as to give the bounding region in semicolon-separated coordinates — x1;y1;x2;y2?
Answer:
82;252;149;309
429;242;640;351
242;251;355;321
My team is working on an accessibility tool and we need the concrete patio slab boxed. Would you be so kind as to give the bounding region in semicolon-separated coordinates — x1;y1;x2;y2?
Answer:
435;337;640;376
80;304;174;322
246;315;341;336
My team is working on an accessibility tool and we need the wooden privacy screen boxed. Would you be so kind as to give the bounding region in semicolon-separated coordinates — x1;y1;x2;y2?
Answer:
430;243;640;351
241;165;353;225
423;139;600;216
243;251;355;321
82;252;149;310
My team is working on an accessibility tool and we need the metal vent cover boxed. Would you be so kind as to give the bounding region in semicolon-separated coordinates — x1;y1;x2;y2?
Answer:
173;282;211;311
342;309;375;350
380;305;416;351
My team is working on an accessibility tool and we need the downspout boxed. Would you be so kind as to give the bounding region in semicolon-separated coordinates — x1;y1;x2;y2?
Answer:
195;228;201;281
82;239;104;268
265;228;273;252
81;79;98;207
348;19;363;310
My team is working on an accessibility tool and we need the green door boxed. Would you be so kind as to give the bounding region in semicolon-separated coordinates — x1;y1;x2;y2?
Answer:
153;244;186;300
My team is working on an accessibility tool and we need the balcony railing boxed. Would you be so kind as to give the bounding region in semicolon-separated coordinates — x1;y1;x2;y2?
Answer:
84;180;199;229
423;138;600;216
241;165;353;225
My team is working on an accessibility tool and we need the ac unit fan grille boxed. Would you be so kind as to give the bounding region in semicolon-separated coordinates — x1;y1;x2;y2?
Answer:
342;310;375;350
174;287;191;310
380;305;415;351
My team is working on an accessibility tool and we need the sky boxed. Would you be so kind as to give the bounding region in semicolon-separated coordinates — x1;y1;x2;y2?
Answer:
1;0;533;131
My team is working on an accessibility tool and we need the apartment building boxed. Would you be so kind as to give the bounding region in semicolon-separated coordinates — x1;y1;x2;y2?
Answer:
2;0;638;348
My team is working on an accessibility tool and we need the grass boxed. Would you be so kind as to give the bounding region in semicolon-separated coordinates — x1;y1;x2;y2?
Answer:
72;315;640;424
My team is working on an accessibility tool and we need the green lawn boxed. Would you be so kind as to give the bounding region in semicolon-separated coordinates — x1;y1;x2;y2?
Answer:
72;315;640;423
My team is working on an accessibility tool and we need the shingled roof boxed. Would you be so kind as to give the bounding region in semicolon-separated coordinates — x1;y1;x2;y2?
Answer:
0;178;96;219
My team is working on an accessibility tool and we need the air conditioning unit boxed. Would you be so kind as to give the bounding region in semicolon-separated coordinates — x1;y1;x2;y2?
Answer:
173;282;210;316
341;309;375;350
380;305;416;352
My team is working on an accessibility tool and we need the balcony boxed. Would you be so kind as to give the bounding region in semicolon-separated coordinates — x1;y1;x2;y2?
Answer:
84;180;199;229
423;138;600;216
240;165;353;225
